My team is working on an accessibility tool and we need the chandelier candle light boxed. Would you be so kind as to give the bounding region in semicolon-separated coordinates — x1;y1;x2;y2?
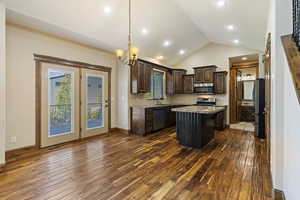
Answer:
116;0;138;66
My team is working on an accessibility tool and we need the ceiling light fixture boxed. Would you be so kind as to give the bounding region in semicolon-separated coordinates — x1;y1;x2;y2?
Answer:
233;39;240;44
103;6;112;14
216;0;225;7
115;0;138;66
163;40;171;47
227;24;235;31
179;50;186;55
141;28;148;35
242;57;248;61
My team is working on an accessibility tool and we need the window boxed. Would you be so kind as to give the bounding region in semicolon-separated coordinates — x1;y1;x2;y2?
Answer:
151;71;164;99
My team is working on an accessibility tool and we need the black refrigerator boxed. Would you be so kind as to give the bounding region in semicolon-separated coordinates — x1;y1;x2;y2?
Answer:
254;78;265;138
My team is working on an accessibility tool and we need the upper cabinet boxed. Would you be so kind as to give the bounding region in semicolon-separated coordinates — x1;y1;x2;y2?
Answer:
130;60;227;95
166;71;174;96
183;75;194;94
166;69;187;95
131;60;152;94
193;65;217;83
214;71;228;94
173;69;187;94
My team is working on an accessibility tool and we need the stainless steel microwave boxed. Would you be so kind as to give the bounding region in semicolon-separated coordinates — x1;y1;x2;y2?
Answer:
194;83;214;94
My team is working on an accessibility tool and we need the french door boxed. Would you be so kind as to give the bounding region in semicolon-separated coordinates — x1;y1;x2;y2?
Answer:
81;69;109;138
40;63;109;147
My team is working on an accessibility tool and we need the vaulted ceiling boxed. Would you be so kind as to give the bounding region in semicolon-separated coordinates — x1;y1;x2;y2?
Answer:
3;0;270;65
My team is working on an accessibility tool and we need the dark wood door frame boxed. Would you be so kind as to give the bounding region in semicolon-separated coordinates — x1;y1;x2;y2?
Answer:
34;54;112;148
264;33;272;164
229;60;259;124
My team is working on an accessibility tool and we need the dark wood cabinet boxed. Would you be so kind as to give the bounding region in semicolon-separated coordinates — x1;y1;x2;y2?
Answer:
174;70;186;94
194;68;204;83
215;110;226;130
204;68;215;82
166;71;174;96
131;107;153;136
239;106;255;122
166;69;186;95
183;75;194;94
193;66;217;83
131;60;152;94
166;107;176;127
131;105;186;136
143;63;152;92
145;108;153;133
131;61;228;96
214;71;228;94
153;108;167;132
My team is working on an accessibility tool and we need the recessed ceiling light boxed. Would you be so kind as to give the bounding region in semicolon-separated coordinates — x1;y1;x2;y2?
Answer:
141;28;148;35
163;40;171;47
179;50;186;55
233;39;240;44
242;57;248;60
227;24;235;31
216;0;225;7
103;6;112;14
157;56;164;60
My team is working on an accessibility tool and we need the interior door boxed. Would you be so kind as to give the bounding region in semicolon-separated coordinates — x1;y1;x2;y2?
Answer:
230;69;238;123
236;70;243;121
264;34;271;163
41;63;80;147
81;69;109;138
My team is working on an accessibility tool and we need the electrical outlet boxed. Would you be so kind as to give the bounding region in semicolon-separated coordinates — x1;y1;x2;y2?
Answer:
10;136;17;143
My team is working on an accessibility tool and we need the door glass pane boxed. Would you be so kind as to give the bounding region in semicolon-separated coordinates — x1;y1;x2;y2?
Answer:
87;75;103;129
48;70;74;137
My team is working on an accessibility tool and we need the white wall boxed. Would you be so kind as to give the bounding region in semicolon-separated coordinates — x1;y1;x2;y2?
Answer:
117;62;130;130
268;0;287;191
0;2;6;164
172;43;261;123
6;24;118;151
271;0;300;199
283;55;300;200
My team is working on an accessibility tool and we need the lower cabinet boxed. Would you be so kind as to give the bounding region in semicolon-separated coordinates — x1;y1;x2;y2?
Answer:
131;105;185;136
215;108;227;131
239;106;255;122
152;108;167;132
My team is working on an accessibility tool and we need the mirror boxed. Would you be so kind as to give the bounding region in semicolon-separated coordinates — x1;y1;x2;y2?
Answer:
242;81;255;101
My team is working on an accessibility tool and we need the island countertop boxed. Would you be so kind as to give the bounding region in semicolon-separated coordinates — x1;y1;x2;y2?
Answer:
131;104;189;109
172;106;225;114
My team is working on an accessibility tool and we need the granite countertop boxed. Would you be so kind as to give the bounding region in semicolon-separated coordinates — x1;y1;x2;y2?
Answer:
171;106;225;114
131;104;189;108
215;105;228;107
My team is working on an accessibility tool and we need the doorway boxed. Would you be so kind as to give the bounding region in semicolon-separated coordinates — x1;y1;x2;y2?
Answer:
229;54;259;132
35;55;111;148
81;69;109;139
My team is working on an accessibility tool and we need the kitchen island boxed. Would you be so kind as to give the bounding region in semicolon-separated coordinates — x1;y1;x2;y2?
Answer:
172;106;225;148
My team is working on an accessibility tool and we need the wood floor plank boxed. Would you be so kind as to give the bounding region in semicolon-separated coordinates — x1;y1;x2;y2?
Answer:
0;128;273;200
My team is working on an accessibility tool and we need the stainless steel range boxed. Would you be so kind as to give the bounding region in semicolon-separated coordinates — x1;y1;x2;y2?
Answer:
196;97;216;106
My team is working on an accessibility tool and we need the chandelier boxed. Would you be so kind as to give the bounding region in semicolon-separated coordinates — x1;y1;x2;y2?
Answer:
116;0;138;66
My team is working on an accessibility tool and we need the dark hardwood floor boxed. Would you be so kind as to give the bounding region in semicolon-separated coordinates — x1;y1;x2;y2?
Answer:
0;128;273;200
